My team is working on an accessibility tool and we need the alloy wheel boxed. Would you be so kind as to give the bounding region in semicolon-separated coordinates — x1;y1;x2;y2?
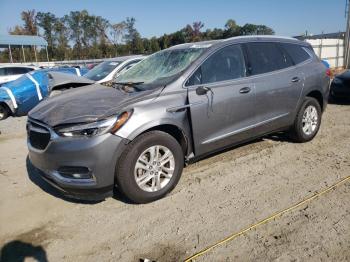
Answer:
302;105;318;136
134;145;175;192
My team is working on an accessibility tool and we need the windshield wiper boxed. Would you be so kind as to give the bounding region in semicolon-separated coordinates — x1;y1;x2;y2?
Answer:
114;81;144;86
113;81;144;92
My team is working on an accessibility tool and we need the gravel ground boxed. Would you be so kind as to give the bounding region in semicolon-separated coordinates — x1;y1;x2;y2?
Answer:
0;102;349;261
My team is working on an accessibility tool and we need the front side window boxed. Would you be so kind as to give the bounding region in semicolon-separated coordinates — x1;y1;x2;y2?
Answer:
116;48;206;88
245;42;293;75
84;61;121;81
186;44;246;86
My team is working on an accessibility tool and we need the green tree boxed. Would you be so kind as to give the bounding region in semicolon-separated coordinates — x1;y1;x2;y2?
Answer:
169;30;186;45
124;17;144;54
192;21;204;41
133;33;144;54
21;10;38;35
110;22;127;44
36;12;57;58
240;23;274;35
150;37;160;52
110;21;127;55
158;34;170;49
54;18;70;60
223;19;240;38
64;11;84;59
124;17;138;43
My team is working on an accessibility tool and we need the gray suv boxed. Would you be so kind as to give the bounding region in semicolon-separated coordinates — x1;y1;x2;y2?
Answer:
27;36;330;203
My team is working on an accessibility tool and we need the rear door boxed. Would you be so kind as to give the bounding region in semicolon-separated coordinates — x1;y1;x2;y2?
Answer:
243;42;303;133
187;44;256;156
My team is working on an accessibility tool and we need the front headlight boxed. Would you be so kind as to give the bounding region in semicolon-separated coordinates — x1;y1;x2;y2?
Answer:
55;111;132;137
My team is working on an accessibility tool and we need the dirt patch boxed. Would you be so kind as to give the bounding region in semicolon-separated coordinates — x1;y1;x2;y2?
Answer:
0;103;349;261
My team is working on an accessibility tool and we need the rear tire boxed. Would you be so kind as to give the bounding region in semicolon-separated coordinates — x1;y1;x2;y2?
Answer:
0;104;10;121
288;97;322;143
116;131;184;204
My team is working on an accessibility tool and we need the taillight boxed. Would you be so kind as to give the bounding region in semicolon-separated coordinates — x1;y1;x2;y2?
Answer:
326;69;331;77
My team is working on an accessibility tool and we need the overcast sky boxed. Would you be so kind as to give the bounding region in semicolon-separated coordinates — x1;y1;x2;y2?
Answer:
0;0;347;37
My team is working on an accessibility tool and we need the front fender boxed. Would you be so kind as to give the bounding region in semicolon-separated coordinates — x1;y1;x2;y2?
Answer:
116;104;190;136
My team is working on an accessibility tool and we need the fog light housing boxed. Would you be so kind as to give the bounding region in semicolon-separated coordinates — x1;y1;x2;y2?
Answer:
57;166;92;179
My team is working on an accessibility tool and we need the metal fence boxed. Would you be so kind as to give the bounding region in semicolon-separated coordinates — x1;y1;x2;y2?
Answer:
1;38;347;69
306;38;344;69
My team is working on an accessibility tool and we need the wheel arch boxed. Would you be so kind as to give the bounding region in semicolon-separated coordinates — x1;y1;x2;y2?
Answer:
143;124;189;156
306;90;324;111
124;120;191;158
0;101;14;116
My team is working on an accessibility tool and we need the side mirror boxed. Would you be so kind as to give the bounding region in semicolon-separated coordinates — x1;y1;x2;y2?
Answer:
196;86;209;96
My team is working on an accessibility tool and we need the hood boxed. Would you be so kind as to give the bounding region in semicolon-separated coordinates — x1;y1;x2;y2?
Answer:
28;84;161;127
48;72;95;90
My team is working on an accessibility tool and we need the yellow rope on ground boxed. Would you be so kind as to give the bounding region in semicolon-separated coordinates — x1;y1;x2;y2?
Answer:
184;175;350;262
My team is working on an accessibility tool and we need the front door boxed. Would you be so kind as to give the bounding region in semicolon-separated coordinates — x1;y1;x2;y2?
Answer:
186;44;256;156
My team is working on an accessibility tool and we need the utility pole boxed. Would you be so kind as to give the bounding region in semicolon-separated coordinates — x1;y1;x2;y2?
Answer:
345;0;350;69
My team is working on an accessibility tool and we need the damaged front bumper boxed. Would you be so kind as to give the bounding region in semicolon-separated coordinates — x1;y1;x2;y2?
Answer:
27;119;128;201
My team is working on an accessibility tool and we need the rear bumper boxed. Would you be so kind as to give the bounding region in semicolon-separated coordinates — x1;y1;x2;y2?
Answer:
28;131;128;201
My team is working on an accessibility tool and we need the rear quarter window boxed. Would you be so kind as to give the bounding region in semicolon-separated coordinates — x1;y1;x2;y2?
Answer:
281;43;311;64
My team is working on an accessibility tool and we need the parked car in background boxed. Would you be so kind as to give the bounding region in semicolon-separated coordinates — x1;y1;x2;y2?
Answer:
0;65;38;85
330;70;350;99
0;56;144;120
86;62;100;70
83;55;145;84
0;67;91;120
52;66;89;76
27;36;330;203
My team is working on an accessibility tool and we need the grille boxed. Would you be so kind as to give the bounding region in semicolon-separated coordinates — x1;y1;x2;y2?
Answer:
28;121;51;150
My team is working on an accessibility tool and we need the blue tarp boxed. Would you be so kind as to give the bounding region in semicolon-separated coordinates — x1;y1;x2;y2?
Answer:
0;67;89;116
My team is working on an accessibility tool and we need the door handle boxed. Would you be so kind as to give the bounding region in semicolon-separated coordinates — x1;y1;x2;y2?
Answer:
291;77;300;83
239;87;251;94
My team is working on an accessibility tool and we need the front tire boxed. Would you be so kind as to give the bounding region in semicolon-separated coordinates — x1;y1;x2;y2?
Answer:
116;131;184;204
0;104;10;121
289;97;322;142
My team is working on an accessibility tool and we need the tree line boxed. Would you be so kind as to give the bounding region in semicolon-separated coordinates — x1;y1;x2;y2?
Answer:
0;9;275;62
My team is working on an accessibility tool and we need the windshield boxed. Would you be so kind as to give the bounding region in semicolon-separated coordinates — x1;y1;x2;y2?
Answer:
115;48;206;86
84;61;120;81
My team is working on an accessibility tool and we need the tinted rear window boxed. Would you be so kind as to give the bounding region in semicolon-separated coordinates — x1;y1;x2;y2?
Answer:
7;67;33;75
281;43;311;64
245;42;293;75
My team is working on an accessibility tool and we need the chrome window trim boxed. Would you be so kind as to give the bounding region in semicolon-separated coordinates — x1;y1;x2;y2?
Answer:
183;41;312;89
